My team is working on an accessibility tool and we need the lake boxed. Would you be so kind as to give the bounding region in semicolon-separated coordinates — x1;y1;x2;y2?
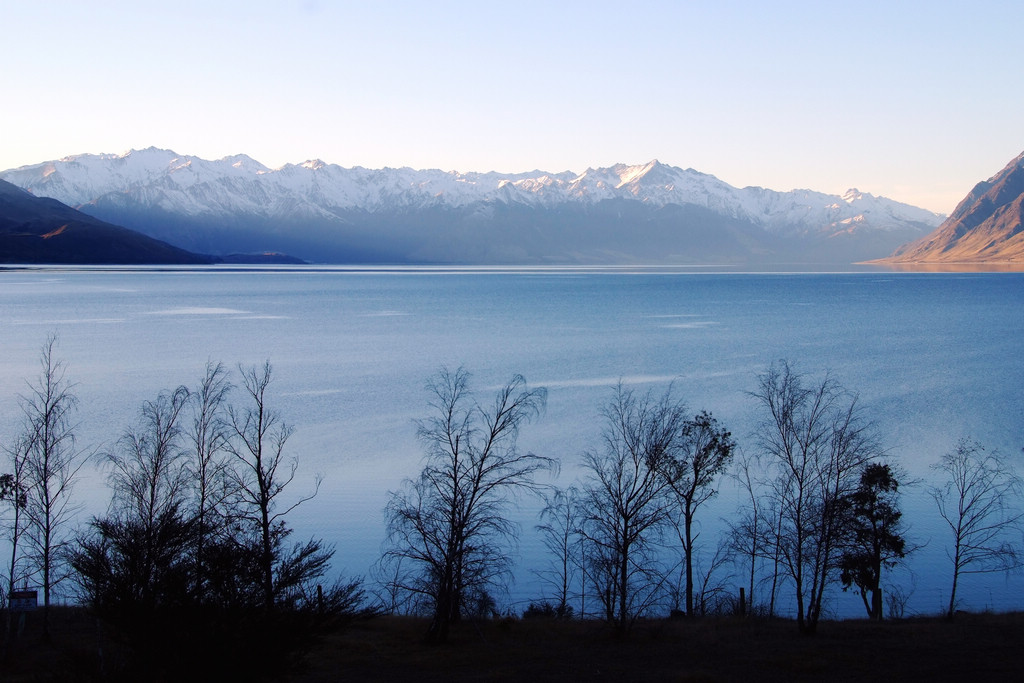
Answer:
1;265;1022;618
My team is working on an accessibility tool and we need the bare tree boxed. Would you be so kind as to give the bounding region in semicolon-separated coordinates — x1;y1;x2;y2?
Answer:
579;384;683;634
660;410;735;616
759;496;787;617
185;361;233;596
930;439;1023;618
371;554;421;616
228;361;327;610
885;576;915;619
751;360;879;634
534;485;583;618
689;538;736;616
71;364;359;681
727;449;781;616
86;385;192;609
20;335;88;637
383;367;552;643
106;386;191;541
2;435;31;646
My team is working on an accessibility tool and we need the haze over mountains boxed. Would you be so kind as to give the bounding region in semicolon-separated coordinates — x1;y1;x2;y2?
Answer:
879;150;1024;265
0;149;944;266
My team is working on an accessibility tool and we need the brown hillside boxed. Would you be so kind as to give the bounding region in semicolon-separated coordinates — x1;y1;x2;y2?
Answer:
876;150;1024;265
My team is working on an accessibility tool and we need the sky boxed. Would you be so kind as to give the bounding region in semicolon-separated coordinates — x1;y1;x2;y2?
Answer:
1;0;1022;215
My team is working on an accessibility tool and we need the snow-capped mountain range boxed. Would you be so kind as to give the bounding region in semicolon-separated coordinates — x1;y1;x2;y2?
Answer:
0;148;944;264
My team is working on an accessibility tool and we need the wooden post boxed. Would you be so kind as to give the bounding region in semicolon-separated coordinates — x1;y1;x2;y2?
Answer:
739;587;746;617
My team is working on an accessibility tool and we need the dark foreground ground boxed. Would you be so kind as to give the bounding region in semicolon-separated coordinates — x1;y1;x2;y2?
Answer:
4;609;1023;681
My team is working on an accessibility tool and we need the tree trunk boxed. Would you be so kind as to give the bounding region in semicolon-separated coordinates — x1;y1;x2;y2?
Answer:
871;555;883;620
871;587;883;621
859;588;872;618
5;503;21;648
947;567;959;619
793;571;805;633
947;541;961;619
684;510;694;616
618;549;629;634
42;529;51;640
261;506;274;610
426;594;451;644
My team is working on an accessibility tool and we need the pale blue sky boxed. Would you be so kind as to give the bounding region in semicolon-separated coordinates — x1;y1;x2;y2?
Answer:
1;0;1021;213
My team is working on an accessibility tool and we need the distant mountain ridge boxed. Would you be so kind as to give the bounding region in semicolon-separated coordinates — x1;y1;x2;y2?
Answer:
0;148;944;265
879;150;1024;264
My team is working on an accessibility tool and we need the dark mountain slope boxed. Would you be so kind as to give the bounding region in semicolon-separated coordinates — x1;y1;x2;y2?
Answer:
0;179;213;264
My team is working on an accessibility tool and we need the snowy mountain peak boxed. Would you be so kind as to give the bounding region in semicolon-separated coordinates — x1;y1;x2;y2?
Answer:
219;154;269;173
615;159;664;187
121;147;179;164
0;148;946;265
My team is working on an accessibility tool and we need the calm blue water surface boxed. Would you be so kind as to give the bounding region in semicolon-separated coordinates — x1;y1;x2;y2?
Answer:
1;266;1022;617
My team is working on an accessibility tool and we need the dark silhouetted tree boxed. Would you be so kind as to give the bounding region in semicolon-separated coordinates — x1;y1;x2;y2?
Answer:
751;360;880;634
185;361;233;597
111;386;190;589
72;512;195;614
660;410;735;616
76;385;193;613
71;363;360;680
535;485;583;618
687;537;735;616
20;335;87;637
2;437;30;648
579;384;683;634
930;439;1023;619
383;367;552;643
727;449;784;616
839;462;907;620
227;361;329;610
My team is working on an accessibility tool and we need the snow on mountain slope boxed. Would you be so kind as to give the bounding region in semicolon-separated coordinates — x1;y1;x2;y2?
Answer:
0;149;942;237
